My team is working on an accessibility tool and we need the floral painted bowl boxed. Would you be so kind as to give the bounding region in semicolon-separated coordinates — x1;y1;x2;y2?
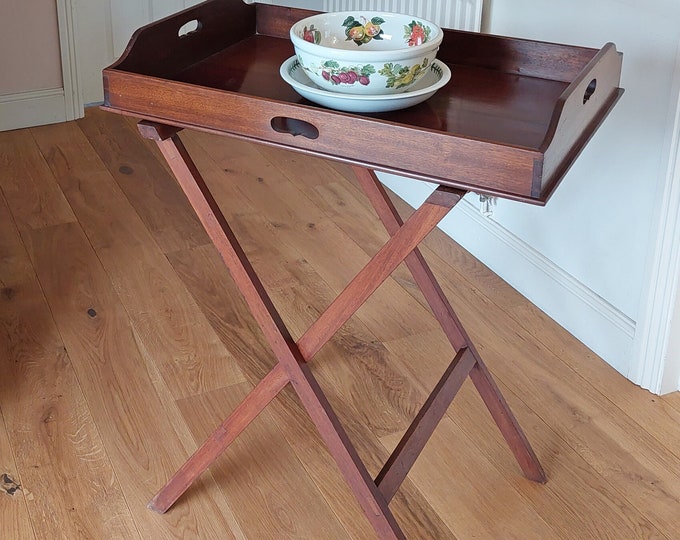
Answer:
290;11;443;95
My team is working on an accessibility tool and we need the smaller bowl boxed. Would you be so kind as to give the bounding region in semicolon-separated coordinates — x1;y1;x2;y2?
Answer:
290;11;443;95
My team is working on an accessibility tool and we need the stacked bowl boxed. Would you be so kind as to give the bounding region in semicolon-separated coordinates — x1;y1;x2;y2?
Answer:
280;11;451;113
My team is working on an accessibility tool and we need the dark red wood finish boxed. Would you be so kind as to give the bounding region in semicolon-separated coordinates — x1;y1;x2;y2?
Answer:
137;121;545;539
103;0;623;204
101;2;623;537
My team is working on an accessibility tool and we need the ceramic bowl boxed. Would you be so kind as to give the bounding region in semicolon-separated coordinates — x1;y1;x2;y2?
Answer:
290;11;443;95
280;56;451;113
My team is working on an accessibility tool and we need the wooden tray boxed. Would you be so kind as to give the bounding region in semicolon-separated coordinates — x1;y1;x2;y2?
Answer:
102;0;623;204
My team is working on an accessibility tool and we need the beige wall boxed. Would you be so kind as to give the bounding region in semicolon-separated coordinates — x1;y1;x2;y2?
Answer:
0;0;63;95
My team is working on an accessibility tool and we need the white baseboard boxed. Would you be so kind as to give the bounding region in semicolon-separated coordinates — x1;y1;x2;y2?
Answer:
0;88;69;131
378;173;636;375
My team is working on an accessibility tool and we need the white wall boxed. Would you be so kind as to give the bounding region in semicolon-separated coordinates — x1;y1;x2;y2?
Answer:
481;0;680;377
632;58;680;394
483;0;678;319
663;269;680;391
380;0;680;383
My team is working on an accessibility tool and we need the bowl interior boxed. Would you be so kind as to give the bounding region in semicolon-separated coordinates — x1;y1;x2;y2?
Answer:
292;12;440;52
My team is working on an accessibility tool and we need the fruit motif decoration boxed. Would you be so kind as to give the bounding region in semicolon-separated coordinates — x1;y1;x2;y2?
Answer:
342;16;385;45
300;16;433;88
302;24;321;44
379;58;429;89
318;60;375;86
404;21;431;46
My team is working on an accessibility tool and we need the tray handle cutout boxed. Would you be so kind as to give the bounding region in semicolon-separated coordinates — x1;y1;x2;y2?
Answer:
178;19;202;38
271;117;319;139
583;78;597;104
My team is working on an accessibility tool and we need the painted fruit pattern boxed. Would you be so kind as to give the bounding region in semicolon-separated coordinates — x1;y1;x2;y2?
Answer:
302;25;321;44
318;60;375;86
404;20;432;46
342;16;385;45
379;58;430;89
300;16;434;88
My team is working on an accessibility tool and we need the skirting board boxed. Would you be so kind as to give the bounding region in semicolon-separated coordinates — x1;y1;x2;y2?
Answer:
378;172;636;376
0;88;70;132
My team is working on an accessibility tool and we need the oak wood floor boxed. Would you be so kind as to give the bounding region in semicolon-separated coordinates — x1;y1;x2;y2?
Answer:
1;107;680;539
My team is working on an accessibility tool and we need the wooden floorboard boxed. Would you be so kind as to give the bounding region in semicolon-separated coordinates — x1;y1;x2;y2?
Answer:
0;107;678;538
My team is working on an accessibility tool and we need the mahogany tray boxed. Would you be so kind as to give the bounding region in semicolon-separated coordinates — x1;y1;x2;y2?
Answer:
100;3;625;537
103;0;622;204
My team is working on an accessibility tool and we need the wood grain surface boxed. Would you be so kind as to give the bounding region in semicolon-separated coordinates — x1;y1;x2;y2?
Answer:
0;107;677;538
103;0;623;204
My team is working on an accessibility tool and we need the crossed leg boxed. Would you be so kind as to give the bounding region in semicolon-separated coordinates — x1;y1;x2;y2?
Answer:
140;122;544;539
353;167;546;488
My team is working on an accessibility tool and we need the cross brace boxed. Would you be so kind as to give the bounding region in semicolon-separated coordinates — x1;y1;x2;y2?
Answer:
139;122;546;539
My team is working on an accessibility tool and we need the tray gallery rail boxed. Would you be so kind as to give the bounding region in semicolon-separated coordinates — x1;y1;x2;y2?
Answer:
102;1;623;537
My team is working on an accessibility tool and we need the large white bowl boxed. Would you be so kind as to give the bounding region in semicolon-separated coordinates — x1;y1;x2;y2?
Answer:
280;56;451;113
290;11;443;95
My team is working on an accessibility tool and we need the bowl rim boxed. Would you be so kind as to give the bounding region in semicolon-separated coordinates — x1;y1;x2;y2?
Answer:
290;11;443;61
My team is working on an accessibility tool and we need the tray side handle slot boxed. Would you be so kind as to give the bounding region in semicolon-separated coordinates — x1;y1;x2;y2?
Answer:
271;117;320;140
536;42;624;201
107;0;256;78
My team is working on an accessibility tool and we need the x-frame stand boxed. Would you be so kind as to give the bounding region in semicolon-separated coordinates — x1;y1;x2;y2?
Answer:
140;121;546;539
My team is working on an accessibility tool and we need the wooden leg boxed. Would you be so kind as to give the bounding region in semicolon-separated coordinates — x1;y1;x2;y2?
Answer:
289;362;406;539
140;124;462;537
468;361;546;482
352;166;546;484
375;347;476;501
297;185;464;360
138;121;543;540
148;364;290;513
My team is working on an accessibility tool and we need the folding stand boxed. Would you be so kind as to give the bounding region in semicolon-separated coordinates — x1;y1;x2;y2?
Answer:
139;121;546;540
